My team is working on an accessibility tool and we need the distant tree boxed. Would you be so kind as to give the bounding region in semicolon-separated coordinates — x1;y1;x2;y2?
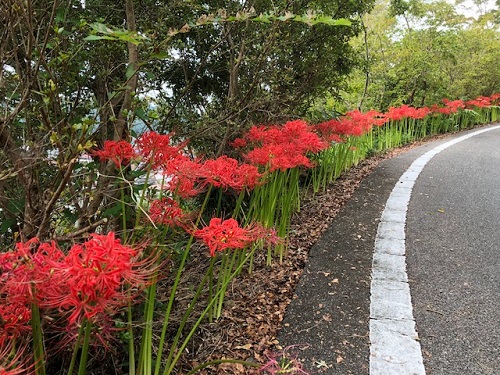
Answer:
340;0;500;111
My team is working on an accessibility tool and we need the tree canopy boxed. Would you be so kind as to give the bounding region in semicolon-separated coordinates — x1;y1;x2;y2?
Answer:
0;0;374;243
338;0;500;112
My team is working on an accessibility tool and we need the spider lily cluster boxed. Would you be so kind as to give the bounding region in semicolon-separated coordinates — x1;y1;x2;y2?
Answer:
1;93;498;374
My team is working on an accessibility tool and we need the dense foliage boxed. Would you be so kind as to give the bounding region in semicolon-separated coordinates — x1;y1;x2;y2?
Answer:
0;0;374;243
337;0;500;112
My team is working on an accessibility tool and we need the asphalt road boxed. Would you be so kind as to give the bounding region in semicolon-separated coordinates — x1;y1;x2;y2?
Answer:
278;124;500;375
406;126;500;375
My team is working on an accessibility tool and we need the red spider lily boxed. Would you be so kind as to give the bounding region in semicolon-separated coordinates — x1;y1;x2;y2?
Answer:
92;140;137;168
0;341;34;375
164;155;205;197
0;238;64;305
246;120;328;152
194;218;280;257
466;96;492;108
0;239;67;352
430;103;453;115
245;144;284;168
0;301;31;348
250;223;282;248
201;156;263;191
149;197;191;229
246;125;280;144
201;156;245;188
41;232;155;325
313;120;344;143
338;118;364;136
314;119;347;138
365;109;388;126
384;106;405;121
259;345;309;375
194;218;254;257
234;163;264;190
243;120;327;171
442;99;465;113
229;137;247;148
168;175;203;198
245;144;314;171
279;120;329;154
344;110;377;132
384;105;424;121
136;131;184;169
413;106;431;119
404;105;422;119
315;110;379;139
490;93;500;105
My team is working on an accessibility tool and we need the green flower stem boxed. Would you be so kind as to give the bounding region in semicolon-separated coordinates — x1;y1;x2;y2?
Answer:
128;295;136;375
137;274;158;375
491;106;498;122
233;189;251;271
152;185;213;375
420;117;428;138
163;248;257;375
161;258;214;373
214;249;239;319
232;189;246;220
137;225;169;375
212;252;227;319
77;320;93;375
274;168;300;262
67;323;85;375
245;169;276;266
30;300;46;375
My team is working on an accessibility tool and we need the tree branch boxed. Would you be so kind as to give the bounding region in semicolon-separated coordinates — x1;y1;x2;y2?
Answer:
114;0;139;142
358;19;370;110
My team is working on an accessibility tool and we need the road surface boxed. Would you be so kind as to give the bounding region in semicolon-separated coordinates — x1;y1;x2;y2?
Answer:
278;124;500;375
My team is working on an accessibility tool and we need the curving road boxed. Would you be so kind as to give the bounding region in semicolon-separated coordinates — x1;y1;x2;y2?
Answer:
371;124;500;375
406;126;500;374
278;123;500;375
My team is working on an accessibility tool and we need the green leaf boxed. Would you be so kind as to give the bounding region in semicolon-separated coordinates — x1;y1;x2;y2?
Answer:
125;64;137;80
147;110;159;119
102;203;124;218
150;51;170;60
0;217;17;234
50;131;59;144
90;22;113;34
135;107;147;121
145;70;156;80
84;35;117;42
252;14;273;23
315;17;352;26
86;22;148;46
